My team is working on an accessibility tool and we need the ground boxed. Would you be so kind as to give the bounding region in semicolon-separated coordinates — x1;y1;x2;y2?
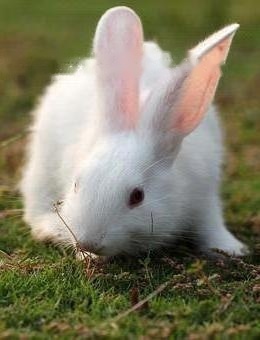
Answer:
0;1;259;339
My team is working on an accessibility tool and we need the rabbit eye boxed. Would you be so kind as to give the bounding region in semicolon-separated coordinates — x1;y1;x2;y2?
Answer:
128;187;144;208
74;182;78;193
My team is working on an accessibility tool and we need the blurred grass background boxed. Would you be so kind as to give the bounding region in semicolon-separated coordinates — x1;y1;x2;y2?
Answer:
0;0;259;338
0;0;259;127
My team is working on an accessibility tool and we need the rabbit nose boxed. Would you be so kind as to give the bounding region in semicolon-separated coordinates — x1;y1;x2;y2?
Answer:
79;241;101;254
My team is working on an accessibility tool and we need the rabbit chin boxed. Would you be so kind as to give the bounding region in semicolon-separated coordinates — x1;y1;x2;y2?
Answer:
85;237;178;258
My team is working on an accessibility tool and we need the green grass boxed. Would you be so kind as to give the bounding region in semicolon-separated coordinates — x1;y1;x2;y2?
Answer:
0;0;259;338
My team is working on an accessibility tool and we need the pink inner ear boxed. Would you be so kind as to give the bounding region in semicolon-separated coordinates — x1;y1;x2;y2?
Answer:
174;37;232;134
120;72;139;128
117;23;143;128
94;8;143;130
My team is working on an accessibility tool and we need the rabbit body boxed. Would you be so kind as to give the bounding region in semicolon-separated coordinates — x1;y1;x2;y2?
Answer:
21;8;247;256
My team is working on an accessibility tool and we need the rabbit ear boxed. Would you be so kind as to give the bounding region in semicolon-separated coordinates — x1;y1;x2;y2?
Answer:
173;23;239;135
94;7;143;130
142;24;239;137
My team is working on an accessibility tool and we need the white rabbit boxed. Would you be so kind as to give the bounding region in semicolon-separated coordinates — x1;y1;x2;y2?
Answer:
21;6;248;257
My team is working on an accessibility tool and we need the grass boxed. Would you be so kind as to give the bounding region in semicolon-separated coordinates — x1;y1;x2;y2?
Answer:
0;0;259;338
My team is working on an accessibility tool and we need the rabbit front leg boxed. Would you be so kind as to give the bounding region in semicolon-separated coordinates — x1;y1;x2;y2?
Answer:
198;198;249;256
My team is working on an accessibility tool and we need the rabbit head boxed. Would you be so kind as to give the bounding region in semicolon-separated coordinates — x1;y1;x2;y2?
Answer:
59;7;239;256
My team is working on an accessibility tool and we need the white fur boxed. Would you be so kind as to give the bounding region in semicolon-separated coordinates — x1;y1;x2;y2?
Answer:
21;7;247;256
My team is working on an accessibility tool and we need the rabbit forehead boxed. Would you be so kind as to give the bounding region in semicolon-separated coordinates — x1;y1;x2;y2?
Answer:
79;132;154;189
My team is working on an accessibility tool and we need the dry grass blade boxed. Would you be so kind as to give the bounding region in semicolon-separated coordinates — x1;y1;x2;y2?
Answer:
110;280;170;324
0;249;13;261
0;129;29;149
53;202;79;247
53;202;96;278
0;209;23;220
